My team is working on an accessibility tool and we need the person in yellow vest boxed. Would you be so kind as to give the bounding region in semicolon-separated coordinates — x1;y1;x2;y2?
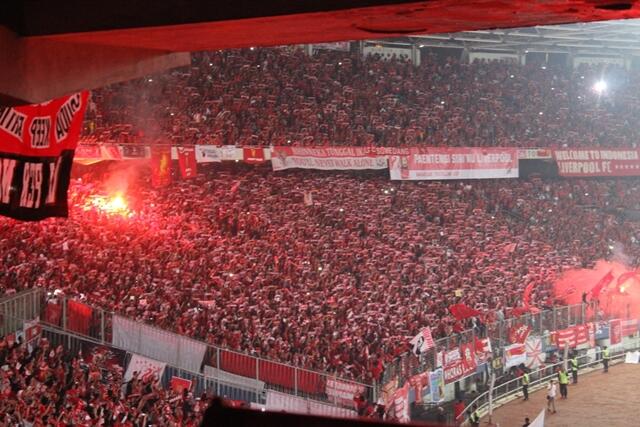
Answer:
570;354;579;384
603;346;610;373
521;369;530;401
557;367;569;399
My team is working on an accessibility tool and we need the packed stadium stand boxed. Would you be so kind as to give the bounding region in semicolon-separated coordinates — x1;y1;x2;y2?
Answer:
4;42;640;427
82;47;640;149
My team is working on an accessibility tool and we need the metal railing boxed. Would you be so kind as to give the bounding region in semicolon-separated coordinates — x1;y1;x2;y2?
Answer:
39;323;266;404
33;291;374;408
381;301;606;388
462;336;640;425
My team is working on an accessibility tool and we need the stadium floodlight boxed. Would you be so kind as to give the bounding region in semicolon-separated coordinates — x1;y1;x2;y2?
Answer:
593;80;607;94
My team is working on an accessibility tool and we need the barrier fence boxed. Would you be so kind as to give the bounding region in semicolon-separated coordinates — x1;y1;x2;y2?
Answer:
0;288;627;419
31;291;374;410
381;302;605;390
462;336;640;425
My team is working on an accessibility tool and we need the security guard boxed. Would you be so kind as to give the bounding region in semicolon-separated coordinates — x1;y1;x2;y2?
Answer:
558;368;569;399
468;404;481;427
522;369;530;401
570;354;579;384
603;346;610;373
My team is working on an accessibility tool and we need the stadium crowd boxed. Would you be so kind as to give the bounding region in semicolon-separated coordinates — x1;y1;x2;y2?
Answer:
83;46;640;148
0;334;208;426
2;167;640;383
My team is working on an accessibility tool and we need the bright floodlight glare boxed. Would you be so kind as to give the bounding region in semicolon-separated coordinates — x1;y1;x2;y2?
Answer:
593;80;607;93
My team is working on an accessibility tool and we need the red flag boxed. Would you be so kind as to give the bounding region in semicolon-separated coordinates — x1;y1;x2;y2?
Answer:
170;376;192;393
508;324;531;344
243;147;265;164
522;282;536;308
589;269;614;300
66;300;92;335
177;147;197;179
448;303;480;321
610;319;622;345
150;146;172;187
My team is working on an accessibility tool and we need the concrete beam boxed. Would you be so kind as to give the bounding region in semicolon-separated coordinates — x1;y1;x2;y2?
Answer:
0;27;189;105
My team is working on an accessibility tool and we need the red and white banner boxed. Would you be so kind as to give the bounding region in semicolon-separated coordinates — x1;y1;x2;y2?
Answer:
410;327;435;355
475;337;492;363
243;147;266;164
407;371;429;404
389;147;518;180
23;318;41;345
325;378;366;409
554;149;640;177
150;146;172;187
442;344;476;384
622;319;639;337
391;385;410;422
509;324;531;344
504;343;527;368
271;146;388;171
124;354;166;382
552;325;590;349
610;319;622;345
177;147;197;179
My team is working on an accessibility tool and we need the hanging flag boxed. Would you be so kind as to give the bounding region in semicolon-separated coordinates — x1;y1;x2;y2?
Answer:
610;319;622;345
504;343;527;368
125;354;166;382
150;146;172;187
66;300;92;336
0;92;88;220
243;147;266;164
475;337;492;362
509;324;532;344
590;269;614;300
410;327;435;355
177;147;197;179
525;337;545;369
448;303;480;321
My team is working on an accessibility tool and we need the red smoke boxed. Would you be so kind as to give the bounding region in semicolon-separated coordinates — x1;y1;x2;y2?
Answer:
553;260;640;320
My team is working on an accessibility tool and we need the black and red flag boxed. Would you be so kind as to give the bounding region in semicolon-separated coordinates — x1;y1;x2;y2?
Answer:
0;91;88;220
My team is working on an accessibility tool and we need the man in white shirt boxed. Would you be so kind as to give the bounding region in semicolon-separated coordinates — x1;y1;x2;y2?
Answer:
546;379;557;414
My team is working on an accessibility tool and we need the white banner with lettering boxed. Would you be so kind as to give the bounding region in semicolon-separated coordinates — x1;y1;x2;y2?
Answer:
125;354;166;382
113;315;206;373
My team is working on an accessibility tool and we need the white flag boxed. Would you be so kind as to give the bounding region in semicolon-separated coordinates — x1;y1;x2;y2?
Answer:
529;408;545;427
125;354;166;383
410;327;434;355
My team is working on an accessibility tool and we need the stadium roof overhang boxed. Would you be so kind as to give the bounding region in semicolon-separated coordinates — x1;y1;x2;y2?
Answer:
410;20;640;56
2;0;640;104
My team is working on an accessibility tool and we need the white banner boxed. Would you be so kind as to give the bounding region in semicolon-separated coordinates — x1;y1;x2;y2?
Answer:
112;315;206;373
504;343;527;368
125;354;166;382
204;365;266;391
265;390;357;418
195;145;222;163
625;351;640;364
325;377;366;408
529;408;546;427
271;146;387;171
389;147;518;180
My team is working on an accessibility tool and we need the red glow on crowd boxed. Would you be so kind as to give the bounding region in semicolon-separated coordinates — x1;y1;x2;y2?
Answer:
553;260;640;320
83;193;133;217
